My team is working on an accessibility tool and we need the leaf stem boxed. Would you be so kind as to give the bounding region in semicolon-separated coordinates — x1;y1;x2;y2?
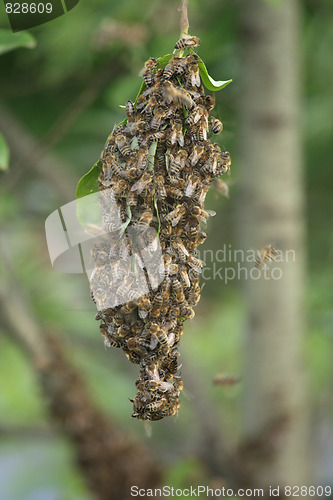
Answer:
178;0;189;37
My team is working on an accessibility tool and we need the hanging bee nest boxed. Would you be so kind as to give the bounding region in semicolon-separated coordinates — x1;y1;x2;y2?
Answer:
86;35;231;421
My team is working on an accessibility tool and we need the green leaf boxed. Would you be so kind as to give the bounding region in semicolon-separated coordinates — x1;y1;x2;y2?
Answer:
148;141;157;171
0;29;36;56
198;58;232;91
0;133;9;171
157;53;172;69
76;160;101;199
153;195;161;235
134;81;146;105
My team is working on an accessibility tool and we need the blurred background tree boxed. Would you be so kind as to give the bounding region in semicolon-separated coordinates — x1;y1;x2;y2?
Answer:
0;0;333;498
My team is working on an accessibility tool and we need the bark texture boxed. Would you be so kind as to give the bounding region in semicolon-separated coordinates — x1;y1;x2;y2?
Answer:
237;0;310;490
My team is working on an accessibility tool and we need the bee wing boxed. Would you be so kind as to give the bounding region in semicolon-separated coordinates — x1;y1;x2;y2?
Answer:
138;308;149;319
190;151;199;166
177;134;184;147
85;223;105;237
177;242;189;257
150;334;159;350
206;210;216;217
171;215;182;227
131;178;145;194
180;269;191;288
185;180;197;197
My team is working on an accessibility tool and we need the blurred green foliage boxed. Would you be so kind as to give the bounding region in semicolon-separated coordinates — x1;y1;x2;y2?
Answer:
0;0;332;498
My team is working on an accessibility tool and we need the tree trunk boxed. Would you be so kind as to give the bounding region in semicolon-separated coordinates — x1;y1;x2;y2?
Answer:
237;0;310;490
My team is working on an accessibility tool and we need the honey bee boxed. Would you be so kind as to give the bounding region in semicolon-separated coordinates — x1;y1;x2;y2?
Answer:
188;144;205;166
120;300;137;315
125;120;147;137
117;324;131;337
186;105;208;127
167;262;179;276
113;312;125;327
127;167;142;180
135;93;147;112
163;57;181;80
100;324;118;348
210;117;223;134
137;210;153;231
127;191;138;207
115;134;131;156
136;147;149;170
188;224;199;240
186;63;200;88
132;319;145;336
149;321;160;335
106;337;120;348
169;149;188;176
150;107;167;131
163;252;172;266
154;175;167;200
172;238;189;259
197;119;208;142
179;265;191;288
197;231;207;245
151;293;164;317
102;153;123;178
135;380;146;393
220;151;232;175
127;337;149;357
187;255;204;274
126;100;135;121
205;94;215;111
213;374;241;386
174;35;201;50
147;380;173;392
162;81;194;109
255;244;278;269
139;57;158;86
111;179;128;196
180;305;195;319
143;94;159;117
164;204;186;226
173;376;184;392
161;351;179;378
146;399;167;413
165;186;183;200
136;295;152;311
188;288;201;306
154;142;167;170
168;119;184;147
190;205;216;222
172;278;185;303
131;173;153;194
184;174;200;197
212;178;229;198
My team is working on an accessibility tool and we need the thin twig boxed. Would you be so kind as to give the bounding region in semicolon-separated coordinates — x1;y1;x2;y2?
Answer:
178;0;189;36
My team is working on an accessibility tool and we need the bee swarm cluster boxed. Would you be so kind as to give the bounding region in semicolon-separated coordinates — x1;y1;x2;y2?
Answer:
91;36;231;421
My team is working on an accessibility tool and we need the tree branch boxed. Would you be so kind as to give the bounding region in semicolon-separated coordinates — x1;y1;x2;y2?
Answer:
0;235;161;500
